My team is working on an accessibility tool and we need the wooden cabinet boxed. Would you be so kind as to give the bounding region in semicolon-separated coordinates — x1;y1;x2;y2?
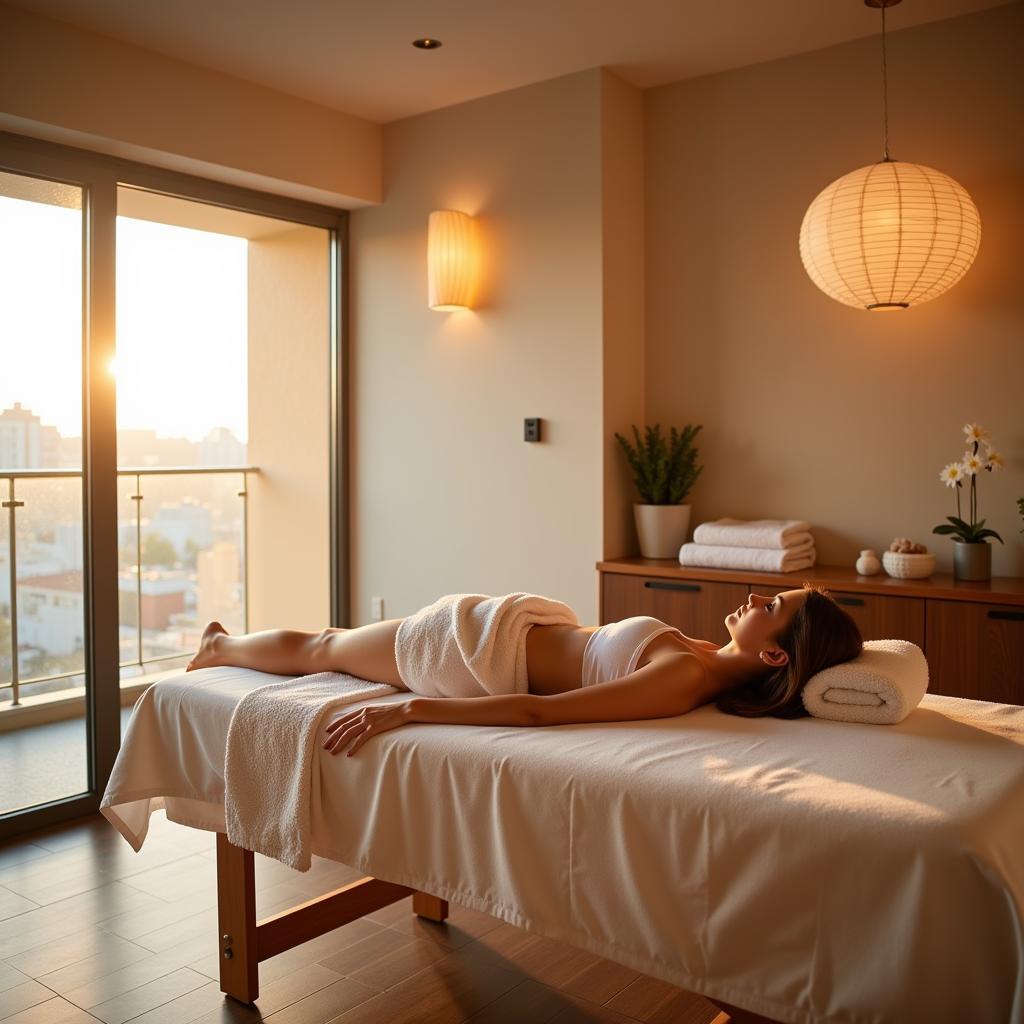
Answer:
598;558;1024;705
602;572;747;646
755;584;924;646
926;600;1024;703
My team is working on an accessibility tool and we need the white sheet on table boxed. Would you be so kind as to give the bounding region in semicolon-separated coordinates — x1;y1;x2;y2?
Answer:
100;665;1024;1024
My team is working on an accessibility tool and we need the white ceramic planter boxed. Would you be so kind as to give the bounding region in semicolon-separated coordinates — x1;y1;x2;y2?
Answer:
634;503;692;559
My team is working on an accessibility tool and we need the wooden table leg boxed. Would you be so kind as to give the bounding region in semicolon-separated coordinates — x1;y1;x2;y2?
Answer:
412;891;449;921
216;833;259;1003
709;998;785;1024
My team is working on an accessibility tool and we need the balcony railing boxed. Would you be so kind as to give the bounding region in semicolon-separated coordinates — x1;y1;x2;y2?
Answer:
1;465;257;706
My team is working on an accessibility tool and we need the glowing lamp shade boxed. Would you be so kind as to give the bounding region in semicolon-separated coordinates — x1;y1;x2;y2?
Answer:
428;210;475;311
799;161;980;310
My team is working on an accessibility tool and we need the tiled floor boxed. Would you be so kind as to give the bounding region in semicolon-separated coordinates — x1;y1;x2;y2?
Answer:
0;813;747;1024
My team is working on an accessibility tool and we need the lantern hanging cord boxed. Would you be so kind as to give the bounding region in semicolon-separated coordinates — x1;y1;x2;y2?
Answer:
881;3;891;161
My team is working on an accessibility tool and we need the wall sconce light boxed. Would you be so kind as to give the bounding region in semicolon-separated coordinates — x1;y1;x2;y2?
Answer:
428;209;475;311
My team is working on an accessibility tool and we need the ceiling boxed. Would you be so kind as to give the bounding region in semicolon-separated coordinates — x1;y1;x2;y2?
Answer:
9;0;1013;124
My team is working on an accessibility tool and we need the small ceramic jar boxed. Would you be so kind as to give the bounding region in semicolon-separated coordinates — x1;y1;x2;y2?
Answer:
855;549;881;576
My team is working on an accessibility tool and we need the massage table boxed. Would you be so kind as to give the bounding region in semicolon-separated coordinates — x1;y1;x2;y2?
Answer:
100;664;1024;1024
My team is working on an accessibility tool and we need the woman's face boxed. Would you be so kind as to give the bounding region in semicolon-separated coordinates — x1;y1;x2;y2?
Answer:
725;589;808;665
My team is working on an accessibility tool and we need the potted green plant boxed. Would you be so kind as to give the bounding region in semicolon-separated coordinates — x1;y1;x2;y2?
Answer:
933;423;1005;581
614;423;703;558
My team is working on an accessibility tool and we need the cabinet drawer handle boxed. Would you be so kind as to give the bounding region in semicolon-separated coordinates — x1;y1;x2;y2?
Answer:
835;596;865;607
988;610;1024;622
643;580;701;593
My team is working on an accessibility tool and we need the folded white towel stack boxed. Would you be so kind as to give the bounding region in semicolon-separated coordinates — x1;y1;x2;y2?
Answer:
679;539;816;573
693;518;812;550
681;517;816;572
801;639;929;725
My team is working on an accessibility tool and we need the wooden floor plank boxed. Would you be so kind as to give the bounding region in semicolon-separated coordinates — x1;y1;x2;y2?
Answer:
559;955;641;1005
62;943;223;1010
100;888;217;941
115;980;227;1024
463;978;575;1023
130;907;219;954
316;929;422;980
259;975;380;1023
0;844;51;874
0;887;38;921
324;952;524;1024
7;926;149;979
344;935;452;993
0;995;101;1023
0;883;164;959
606;975;724;1023
548;993;644;1023
190;962;353;1023
0;962;30;996
0;978;54;1020
34;936;153;995
86;966;211;1024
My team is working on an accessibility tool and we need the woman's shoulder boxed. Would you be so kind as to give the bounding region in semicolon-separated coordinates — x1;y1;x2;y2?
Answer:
643;645;705;679
642;647;715;704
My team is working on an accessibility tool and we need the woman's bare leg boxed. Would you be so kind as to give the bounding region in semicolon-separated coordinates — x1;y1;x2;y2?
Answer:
186;618;409;690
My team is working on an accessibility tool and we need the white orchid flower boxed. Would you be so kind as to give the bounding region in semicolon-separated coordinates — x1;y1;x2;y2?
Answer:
962;452;984;476
939;462;963;488
963;423;990;445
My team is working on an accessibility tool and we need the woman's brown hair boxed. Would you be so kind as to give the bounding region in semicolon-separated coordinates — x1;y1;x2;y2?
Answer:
715;584;863;719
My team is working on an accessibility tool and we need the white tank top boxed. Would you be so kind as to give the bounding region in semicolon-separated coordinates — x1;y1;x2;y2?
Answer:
581;616;684;687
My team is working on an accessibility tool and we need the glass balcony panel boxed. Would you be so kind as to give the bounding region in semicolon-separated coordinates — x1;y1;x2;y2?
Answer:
117;472;143;673
136;472;245;666
12;477;86;692
1;492;10;692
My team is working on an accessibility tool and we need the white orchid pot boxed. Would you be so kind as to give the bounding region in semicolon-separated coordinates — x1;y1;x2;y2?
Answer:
634;503;692;559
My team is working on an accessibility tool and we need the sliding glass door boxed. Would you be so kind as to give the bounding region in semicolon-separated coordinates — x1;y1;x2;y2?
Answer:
0;131;347;838
0;170;90;816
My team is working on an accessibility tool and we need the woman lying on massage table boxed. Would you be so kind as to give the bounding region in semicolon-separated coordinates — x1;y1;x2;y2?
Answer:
185;583;861;756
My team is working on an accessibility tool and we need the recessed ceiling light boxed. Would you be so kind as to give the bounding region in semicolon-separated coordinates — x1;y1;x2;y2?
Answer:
412;38;442;50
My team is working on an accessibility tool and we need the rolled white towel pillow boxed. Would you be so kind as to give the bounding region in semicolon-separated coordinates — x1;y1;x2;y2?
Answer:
801;639;928;725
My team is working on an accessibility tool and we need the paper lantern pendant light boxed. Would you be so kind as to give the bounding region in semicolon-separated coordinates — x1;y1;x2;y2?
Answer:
799;0;980;310
428;209;475;311
800;161;980;310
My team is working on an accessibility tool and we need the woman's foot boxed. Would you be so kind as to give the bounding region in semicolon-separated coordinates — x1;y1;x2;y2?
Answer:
186;620;229;671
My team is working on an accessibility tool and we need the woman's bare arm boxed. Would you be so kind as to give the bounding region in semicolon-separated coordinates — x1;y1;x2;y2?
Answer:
323;651;708;757
324;654;706;756
411;653;704;728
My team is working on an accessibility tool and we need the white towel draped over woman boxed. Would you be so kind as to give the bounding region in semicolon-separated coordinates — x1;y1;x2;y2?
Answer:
394;592;579;698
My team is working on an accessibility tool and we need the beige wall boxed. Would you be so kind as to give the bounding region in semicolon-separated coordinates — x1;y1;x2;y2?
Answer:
645;4;1024;575
350;70;610;625
248;227;331;630
0;3;381;207
600;72;647;562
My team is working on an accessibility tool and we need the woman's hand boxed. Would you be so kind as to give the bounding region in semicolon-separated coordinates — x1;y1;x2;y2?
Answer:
323;701;415;757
